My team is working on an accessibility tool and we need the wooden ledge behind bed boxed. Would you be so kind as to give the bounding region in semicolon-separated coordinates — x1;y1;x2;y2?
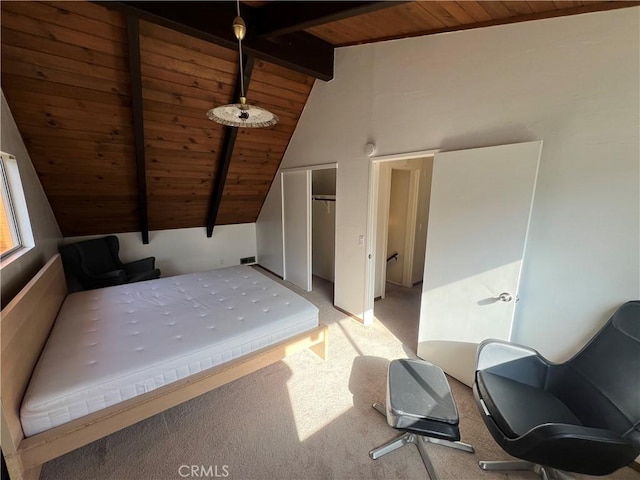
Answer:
1;254;328;480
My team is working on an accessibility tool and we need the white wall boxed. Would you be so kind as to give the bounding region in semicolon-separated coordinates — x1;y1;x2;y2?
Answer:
257;48;375;315
64;223;257;278
256;8;640;360
0;91;62;307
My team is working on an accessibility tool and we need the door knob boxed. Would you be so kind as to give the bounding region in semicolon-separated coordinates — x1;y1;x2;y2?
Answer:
498;292;513;302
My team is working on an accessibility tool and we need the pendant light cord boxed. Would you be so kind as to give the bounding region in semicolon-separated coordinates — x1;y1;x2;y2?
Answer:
236;0;245;99
207;0;277;127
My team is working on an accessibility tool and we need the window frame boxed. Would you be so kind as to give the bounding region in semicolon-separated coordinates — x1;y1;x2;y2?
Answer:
0;154;22;258
0;151;34;263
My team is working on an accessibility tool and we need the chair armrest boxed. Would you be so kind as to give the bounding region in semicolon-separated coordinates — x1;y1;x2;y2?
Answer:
84;270;127;289
123;257;156;274
511;422;640;474
476;340;552;388
127;269;161;283
476;340;542;371
527;423;629;445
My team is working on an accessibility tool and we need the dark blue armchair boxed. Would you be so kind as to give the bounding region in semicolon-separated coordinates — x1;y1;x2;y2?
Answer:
59;235;160;292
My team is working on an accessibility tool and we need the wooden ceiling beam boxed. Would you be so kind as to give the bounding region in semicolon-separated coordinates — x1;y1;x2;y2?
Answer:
254;1;411;38
206;55;256;237
101;1;334;81
125;14;150;244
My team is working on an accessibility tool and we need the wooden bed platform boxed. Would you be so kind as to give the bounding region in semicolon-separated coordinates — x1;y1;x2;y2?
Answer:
1;254;328;480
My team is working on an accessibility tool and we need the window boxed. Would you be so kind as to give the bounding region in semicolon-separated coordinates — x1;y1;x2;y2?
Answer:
1;154;20;257
0;152;32;260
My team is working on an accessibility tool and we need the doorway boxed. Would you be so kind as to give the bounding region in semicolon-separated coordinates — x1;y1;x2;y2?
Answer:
373;157;434;300
369;155;434;352
365;142;542;387
282;164;337;295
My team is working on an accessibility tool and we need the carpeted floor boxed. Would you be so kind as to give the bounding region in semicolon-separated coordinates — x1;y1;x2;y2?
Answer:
41;273;639;480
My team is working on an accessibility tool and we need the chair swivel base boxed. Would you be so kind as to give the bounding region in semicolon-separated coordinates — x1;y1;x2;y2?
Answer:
479;460;573;480
369;403;474;480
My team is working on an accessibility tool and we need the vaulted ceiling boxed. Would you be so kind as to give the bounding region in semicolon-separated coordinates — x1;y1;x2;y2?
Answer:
1;1;637;242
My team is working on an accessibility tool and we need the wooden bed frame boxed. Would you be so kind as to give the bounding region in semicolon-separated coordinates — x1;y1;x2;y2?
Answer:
1;254;328;480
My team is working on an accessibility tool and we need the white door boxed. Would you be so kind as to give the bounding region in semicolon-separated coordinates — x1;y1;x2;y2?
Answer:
417;141;542;386
282;170;312;291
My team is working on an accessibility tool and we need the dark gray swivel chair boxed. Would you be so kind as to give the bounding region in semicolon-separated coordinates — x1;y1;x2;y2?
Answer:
59;235;160;291
473;301;640;479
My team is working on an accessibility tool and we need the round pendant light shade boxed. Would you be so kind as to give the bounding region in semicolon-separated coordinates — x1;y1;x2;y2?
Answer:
207;98;279;128
207;3;278;128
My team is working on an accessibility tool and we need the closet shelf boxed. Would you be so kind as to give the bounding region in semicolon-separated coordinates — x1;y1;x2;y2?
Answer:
312;194;336;201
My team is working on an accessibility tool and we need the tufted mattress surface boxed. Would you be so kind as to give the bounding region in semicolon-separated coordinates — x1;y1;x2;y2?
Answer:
20;265;318;437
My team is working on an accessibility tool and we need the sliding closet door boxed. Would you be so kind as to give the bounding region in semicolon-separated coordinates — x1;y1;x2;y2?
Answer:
282;170;312;291
417;141;542;386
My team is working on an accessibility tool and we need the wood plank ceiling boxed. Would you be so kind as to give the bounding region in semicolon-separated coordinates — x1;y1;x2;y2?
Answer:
1;1;637;241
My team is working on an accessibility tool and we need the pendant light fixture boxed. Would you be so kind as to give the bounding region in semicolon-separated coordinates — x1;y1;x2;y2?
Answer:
207;0;279;128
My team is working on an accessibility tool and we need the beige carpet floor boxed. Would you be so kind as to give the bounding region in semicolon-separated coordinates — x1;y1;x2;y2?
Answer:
41;273;639;480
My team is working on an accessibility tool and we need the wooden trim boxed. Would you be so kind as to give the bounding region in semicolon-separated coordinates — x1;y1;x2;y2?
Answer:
206;55;256;237
126;15;150;244
333;305;365;325
253;264;284;280
1;254;328;480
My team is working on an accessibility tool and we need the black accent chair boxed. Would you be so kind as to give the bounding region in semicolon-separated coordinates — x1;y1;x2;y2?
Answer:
59;235;161;292
473;301;640;479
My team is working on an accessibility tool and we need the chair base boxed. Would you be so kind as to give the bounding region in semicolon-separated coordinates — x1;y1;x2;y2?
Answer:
479;460;573;480
369;403;474;480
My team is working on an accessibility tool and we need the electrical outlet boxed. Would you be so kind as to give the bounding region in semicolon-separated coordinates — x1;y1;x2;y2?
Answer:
240;256;256;265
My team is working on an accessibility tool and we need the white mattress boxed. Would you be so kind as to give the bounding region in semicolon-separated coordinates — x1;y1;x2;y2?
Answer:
20;265;318;437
